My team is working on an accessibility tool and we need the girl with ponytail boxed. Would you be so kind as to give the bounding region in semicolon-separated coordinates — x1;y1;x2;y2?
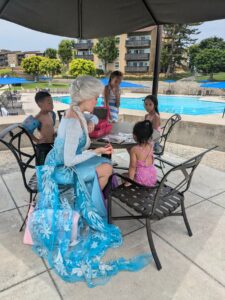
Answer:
125;120;157;187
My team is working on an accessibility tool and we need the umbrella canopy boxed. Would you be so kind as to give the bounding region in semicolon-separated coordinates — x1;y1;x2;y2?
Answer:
200;82;225;89
100;78;146;88
1;0;225;38
0;77;32;85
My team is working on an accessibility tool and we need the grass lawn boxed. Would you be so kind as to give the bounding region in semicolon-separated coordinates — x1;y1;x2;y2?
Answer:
0;82;70;91
196;72;225;81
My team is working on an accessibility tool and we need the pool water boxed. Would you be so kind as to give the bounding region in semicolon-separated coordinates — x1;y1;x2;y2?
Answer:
54;95;225;115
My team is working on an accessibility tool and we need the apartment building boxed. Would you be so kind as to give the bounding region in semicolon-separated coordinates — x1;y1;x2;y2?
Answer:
74;26;157;74
0;50;43;67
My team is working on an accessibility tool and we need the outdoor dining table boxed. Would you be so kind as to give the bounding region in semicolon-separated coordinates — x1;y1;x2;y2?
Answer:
90;121;161;150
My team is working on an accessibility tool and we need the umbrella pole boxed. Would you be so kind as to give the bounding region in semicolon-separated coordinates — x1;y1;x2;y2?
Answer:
152;25;163;96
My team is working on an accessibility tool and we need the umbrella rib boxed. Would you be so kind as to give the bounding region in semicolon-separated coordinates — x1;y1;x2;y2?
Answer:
0;0;11;16
142;0;158;24
78;0;83;38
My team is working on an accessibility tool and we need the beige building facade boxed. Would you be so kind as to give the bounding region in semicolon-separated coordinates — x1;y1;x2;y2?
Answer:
74;26;157;75
0;50;43;67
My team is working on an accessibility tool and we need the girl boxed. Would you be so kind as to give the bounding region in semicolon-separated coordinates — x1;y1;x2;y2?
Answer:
144;95;161;131
104;70;123;123
126;120;157;187
144;95;161;153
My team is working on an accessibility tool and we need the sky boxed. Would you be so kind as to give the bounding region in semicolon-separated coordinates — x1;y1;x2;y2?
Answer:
0;19;225;52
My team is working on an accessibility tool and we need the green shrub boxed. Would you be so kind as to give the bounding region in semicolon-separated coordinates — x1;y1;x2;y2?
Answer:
69;59;96;77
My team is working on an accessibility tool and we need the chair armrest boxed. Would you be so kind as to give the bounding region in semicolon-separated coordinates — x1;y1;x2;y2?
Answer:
154;156;177;167
108;173;159;191
113;166;129;171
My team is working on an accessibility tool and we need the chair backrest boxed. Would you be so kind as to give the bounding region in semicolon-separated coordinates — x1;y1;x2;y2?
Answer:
93;107;108;120
57;109;66;122
159;114;181;155
57;107;108;122
152;146;217;215
0;124;37;193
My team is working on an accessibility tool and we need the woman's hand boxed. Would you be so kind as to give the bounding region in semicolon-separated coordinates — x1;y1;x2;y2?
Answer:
87;121;95;133
95;144;113;155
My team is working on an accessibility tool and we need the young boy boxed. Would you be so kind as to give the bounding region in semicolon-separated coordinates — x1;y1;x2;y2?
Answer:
23;91;99;166
22;91;56;166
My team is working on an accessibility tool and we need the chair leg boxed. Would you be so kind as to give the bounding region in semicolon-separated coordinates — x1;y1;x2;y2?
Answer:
159;158;166;176
146;218;162;270
19;192;34;232
107;195;112;224
181;199;193;237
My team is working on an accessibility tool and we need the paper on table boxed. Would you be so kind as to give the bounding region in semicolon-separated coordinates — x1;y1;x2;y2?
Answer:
99;133;135;144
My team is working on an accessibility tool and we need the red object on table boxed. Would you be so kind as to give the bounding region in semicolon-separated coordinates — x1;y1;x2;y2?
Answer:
89;106;112;139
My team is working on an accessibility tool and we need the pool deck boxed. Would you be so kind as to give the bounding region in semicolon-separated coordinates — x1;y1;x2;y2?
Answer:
0;147;225;299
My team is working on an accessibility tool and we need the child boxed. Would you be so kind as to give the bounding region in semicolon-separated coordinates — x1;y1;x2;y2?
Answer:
104;70;123;123
22;91;56;166
23;91;99;166
144;95;160;130
126;120;157;187
144;95;161;154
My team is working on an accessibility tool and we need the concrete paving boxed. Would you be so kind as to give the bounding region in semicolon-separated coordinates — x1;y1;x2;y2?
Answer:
0;151;225;299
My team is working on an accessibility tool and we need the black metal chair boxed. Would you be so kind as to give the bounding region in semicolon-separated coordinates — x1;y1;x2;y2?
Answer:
0;124;74;232
154;114;181;157
154;114;181;174
93;107;108;120
106;146;216;270
0;124;38;231
57;109;66;122
57;107;108;122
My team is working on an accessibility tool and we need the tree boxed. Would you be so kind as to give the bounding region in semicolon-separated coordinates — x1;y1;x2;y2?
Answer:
21;56;44;81
69;59;96;77
199;37;225;50
44;48;57;59
58;40;73;66
39;58;62;83
161;24;200;77
188;37;225;76
93;37;119;72
188;44;201;72
195;48;225;80
160;47;170;73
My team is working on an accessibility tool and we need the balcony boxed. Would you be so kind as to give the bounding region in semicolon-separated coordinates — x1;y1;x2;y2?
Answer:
126;40;150;47
74;41;93;50
125;53;149;61
125;66;149;73
75;54;94;60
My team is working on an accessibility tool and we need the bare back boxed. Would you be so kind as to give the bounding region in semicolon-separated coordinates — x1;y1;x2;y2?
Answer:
132;143;154;167
36;112;55;143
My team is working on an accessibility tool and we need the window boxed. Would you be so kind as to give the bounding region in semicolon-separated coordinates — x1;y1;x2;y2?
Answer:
114;62;119;69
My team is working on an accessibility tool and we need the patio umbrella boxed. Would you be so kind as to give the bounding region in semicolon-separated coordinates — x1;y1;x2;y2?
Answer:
200;82;225;89
0;0;225;38
164;79;176;87
100;78;146;88
0;77;32;85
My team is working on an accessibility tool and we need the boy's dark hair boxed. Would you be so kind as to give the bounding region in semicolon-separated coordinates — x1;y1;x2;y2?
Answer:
133;120;153;144
109;70;123;84
144;95;159;114
35;91;51;104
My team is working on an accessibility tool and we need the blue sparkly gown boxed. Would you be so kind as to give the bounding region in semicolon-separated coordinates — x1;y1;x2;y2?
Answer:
29;118;151;287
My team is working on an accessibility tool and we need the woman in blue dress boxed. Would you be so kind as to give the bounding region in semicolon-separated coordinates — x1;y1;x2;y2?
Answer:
29;76;151;287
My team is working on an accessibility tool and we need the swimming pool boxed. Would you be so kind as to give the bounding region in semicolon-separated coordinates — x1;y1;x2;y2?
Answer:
54;95;225;115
